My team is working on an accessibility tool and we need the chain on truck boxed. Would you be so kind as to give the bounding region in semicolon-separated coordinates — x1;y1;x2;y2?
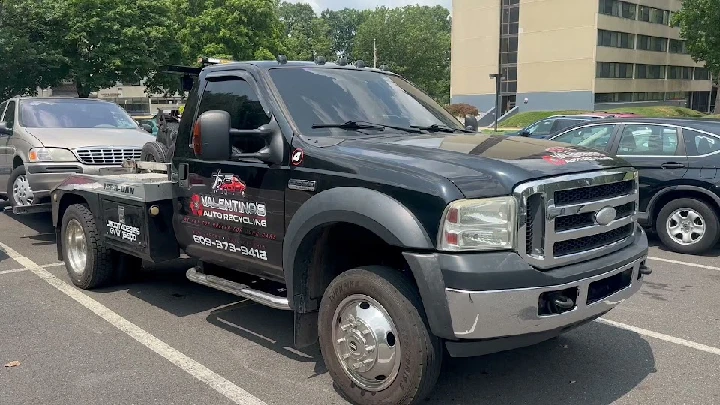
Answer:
50;56;652;405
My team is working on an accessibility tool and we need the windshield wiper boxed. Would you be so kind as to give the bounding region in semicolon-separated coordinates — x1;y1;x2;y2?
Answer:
312;120;422;134
411;124;473;133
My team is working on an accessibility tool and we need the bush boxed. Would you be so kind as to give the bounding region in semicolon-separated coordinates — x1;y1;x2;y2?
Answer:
446;103;479;117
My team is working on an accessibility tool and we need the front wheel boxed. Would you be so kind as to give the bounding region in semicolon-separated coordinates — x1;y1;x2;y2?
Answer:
657;198;720;254
318;267;442;405
7;165;34;207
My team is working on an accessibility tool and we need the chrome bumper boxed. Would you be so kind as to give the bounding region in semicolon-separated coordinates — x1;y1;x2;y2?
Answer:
445;257;645;340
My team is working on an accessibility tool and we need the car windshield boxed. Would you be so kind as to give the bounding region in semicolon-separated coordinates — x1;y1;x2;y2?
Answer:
268;67;465;137
19;99;138;129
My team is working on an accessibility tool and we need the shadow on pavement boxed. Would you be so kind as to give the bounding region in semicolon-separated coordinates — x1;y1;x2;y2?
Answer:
93;258;242;318
428;321;655;404
1;210;58;247
207;303;328;377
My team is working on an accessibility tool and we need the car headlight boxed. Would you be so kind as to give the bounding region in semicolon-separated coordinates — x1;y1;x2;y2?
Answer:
28;147;78;163
438;197;517;251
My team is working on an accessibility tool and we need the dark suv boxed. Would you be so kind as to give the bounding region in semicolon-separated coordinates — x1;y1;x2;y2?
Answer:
549;118;720;254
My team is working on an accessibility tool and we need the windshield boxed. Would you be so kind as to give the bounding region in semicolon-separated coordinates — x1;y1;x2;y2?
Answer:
19;99;138;129
268;67;464;137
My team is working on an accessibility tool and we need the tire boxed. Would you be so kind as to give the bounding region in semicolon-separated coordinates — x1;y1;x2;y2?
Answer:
141;141;170;163
7;165;34;207
61;204;115;289
656;198;720;254
318;266;442;405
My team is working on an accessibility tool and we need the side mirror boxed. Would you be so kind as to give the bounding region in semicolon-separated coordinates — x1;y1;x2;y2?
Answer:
141;124;153;133
194;110;282;164
464;115;479;132
0;122;12;136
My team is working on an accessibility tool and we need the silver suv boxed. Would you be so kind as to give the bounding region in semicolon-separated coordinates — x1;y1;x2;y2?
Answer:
0;97;154;209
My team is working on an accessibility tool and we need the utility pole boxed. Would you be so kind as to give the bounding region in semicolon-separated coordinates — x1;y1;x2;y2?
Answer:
373;39;378;68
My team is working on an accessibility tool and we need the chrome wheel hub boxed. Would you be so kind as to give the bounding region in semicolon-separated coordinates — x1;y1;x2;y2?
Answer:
667;208;705;246
12;175;34;206
331;294;400;392
65;219;87;275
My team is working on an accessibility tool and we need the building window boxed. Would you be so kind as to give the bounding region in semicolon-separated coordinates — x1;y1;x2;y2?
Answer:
595;92;633;103
695;68;710;80
650;8;670;25
502;0;519;5
668;66;693;80
666;91;687;100
500;36;518;64
635;64;665;79
501;5;520;35
599;0;636;19
597;30;634;49
596;62;634;78
669;39;687;54
634;92;664;101
638;5;650;21
637;35;667;52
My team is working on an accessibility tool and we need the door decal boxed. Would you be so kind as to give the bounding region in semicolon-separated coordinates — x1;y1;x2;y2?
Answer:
211;170;247;196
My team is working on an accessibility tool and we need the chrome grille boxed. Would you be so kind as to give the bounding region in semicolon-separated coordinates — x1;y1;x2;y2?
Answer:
514;169;639;269
74;147;142;165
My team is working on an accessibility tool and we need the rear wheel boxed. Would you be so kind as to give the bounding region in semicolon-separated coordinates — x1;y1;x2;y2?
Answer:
657;198;720;254
318;266;442;405
61;204;115;289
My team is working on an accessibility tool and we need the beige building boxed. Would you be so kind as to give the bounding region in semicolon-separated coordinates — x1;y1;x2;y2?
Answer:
451;0;714;115
39;80;184;116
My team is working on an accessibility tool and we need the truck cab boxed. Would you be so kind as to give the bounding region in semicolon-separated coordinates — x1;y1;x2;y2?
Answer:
51;59;650;405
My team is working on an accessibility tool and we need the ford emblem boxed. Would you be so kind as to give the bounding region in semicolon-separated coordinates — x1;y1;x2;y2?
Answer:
595;206;617;226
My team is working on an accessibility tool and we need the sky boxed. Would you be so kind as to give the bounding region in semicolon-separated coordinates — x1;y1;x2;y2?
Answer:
286;0;452;13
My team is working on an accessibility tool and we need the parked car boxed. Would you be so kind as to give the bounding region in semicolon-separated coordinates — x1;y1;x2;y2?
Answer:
0;97;154;212
548;117;720;254
512;112;640;139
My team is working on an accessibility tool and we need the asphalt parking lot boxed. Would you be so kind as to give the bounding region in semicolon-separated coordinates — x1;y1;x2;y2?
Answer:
1;207;719;405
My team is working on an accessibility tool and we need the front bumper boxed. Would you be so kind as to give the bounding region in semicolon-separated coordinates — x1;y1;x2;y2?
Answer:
403;226;648;356
26;162;119;200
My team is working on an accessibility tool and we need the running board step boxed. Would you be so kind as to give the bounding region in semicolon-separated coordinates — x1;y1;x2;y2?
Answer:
186;267;290;310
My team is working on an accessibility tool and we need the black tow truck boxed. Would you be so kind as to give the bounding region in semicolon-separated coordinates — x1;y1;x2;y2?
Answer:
51;58;651;404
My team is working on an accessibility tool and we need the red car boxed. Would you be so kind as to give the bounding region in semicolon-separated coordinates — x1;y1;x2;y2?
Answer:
218;177;246;193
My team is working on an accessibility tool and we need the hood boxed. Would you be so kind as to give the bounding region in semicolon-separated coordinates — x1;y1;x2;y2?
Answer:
337;134;629;198
23;127;155;149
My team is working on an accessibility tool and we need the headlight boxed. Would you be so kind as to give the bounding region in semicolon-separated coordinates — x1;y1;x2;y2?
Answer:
28;148;77;163
438;197;517;251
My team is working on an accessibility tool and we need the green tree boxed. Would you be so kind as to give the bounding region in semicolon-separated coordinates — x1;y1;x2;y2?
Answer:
57;0;182;97
174;0;284;63
321;8;369;59
354;6;452;104
278;1;332;61
672;0;720;111
0;0;69;99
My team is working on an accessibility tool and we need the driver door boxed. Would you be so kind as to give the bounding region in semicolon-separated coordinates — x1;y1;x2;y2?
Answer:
550;123;621;152
174;71;288;282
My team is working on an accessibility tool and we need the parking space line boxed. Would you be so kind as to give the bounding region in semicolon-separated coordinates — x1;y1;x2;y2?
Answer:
598;318;720;356
0;242;267;405
647;256;720;272
0;262;64;276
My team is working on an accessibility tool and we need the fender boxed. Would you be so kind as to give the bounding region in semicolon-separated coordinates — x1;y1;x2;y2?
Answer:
647;184;720;223
283;187;434;310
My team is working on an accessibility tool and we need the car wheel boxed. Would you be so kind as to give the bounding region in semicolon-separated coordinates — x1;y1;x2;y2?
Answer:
7;165;34;207
657;198;720;254
318;266;442;405
61;204;115;289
